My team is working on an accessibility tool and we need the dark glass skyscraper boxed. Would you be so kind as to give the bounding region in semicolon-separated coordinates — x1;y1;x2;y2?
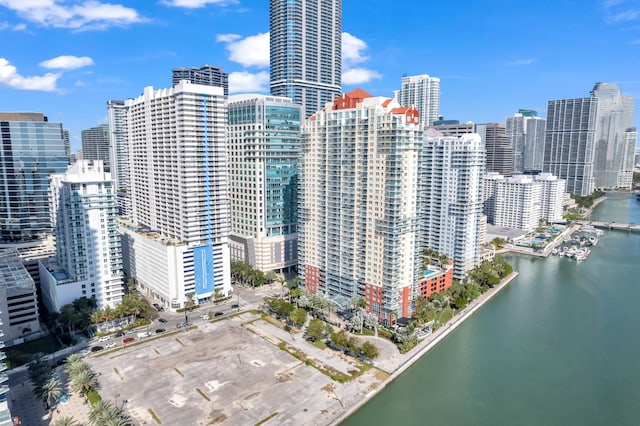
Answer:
0;112;69;243
269;0;342;118
172;65;229;96
81;123;110;172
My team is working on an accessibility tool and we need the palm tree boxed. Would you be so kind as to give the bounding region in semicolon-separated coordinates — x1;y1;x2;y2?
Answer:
89;400;128;426
70;368;97;398
42;377;62;409
52;417;79;426
65;359;91;380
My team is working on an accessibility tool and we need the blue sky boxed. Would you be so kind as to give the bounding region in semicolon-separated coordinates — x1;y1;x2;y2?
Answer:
1;0;639;150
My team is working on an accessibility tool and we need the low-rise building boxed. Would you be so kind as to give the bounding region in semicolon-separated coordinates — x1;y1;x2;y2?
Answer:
416;261;453;300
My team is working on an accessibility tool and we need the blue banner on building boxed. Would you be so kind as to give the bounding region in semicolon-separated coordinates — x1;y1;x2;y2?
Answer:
193;245;215;296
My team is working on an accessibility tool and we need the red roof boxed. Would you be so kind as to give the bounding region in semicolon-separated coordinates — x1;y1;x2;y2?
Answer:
333;88;374;110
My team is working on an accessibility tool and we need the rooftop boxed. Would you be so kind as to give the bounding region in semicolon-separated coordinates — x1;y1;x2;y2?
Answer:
0;248;35;289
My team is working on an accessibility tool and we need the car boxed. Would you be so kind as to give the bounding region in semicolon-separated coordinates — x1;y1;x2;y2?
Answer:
155;328;166;334
98;335;111;342
176;322;186;328
123;337;135;344
231;304;239;309
115;331;125;337
90;346;104;353
105;342;117;349
214;311;224;317
126;328;137;334
78;349;91;356
158;318;168;323
153;303;160;309
200;313;209;320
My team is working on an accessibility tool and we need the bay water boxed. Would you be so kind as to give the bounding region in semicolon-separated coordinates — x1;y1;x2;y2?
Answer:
344;192;640;426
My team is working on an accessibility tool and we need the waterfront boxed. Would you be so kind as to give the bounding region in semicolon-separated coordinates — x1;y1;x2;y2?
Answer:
344;192;640;426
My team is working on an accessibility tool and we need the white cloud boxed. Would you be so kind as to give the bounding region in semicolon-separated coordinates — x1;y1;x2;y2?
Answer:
341;32;381;85
218;32;269;68
229;71;269;93
0;20;26;30
607;9;640;22
632;39;640;44
342;68;382;85
603;0;624;8
161;0;237;8
0;58;60;91
0;0;145;30
508;58;536;66
40;55;94;69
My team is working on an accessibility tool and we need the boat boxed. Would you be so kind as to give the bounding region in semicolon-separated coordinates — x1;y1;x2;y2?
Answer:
552;247;559;255
589;236;598;246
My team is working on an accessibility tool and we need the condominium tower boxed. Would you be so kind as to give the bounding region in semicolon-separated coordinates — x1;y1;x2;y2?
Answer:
544;97;598;196
107;100;131;216
39;160;124;311
120;81;231;310
394;74;441;127
506;110;546;173
476;123;513;176
0;112;68;244
227;95;301;273
590;83;635;189
81;124;111;172
172;64;229;96
270;0;342;118
299;89;421;325
420;128;485;281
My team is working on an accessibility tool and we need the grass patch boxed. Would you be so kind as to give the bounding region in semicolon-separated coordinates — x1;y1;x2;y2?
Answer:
255;412;278;426
87;387;102;405
195;388;211;401
311;340;327;350
6;335;63;368
174;368;184;377
148;408;162;424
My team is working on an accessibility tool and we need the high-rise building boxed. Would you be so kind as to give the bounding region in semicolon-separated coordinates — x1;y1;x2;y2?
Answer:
120;82;231;310
62;128;71;157
506;110;546;173
430;120;475;137
227;95;301;273
107;100;131;216
544;97;598;196
394;74;441;127
536;173;566;223
0;112;69;243
39;160;123;311
172;65;229;96
420;128;485;281
299;89;421;324
590;83;635;190
476;123;513;176
270;0;342;118
81;124;111;172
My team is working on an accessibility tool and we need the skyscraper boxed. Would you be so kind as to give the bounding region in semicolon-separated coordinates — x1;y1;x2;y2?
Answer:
299;89;421;324
0;112;69;243
544;98;598;196
172;64;229;96
506;110;546;173
227;94;301;273
394;74;441;127
120;81;231;309
270;0;342;118
476;123;513;176
107;100;131;216
590;83;635;189
81;124;111;172
39;160;123;311
420;128;485;281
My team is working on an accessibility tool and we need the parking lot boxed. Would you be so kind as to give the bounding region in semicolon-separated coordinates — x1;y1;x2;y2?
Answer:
87;312;387;425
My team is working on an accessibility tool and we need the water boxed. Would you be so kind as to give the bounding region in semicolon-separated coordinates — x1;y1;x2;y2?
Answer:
344;192;640;426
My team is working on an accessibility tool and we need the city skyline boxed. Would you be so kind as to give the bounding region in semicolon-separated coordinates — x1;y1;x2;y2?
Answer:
0;0;639;148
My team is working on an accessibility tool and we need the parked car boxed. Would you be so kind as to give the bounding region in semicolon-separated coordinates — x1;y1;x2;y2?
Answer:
126;328;137;334
158;318;168;323
98;335;110;342
123;337;135;344
105;342;117;349
78;349;91;356
155;328;166;334
231;304;239;309
201;313;209;320
90;346;104;353
115;331;125;337
214;311;224;317
176;322;186;328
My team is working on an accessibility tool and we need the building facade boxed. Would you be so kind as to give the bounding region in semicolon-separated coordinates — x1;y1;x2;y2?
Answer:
81;124;111;172
506;110;546;173
476;123;513;176
107;100;131;216
39;160;123;312
299;89;421;324
590;83;636;190
394;74;441;127
544;98;597;196
270;0;342;118
227;95;301;273
172;65;229;96
0;113;68;244
420;129;485;281
122;82;231;309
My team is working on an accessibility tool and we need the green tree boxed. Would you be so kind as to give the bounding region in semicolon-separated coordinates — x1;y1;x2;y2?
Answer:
306;318;325;341
288;308;307;328
184;292;196;311
330;330;349;349
52;417;79;426
89;400;125;425
42;377;62;410
70;369;97;399
361;341;379;359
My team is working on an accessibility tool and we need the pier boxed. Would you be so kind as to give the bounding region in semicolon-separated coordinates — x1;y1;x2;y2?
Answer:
576;220;640;232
